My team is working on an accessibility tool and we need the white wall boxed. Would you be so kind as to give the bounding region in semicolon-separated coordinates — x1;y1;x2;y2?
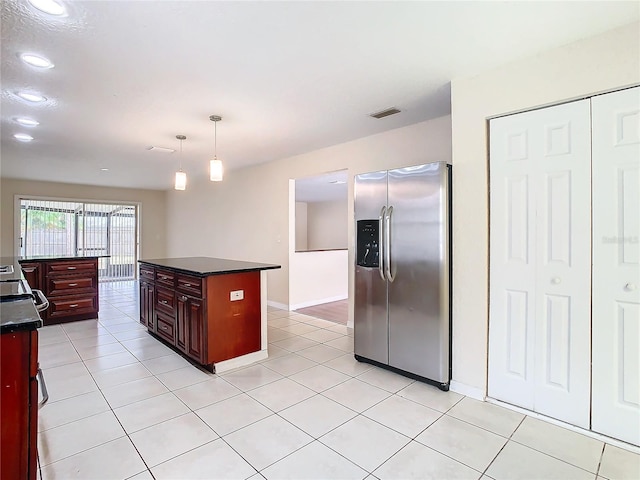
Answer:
0;178;167;259
289;250;349;309
295;202;308;251
166;115;452;310
450;21;640;397
307;200;348;250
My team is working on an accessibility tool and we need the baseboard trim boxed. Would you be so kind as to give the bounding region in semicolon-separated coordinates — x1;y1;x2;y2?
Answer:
449;380;485;400
267;300;289;311
290;295;347;311
486;397;640;453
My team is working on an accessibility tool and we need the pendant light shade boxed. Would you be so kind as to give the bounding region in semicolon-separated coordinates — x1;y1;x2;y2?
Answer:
209;115;224;182
174;134;187;191
174;170;187;190
210;159;223;182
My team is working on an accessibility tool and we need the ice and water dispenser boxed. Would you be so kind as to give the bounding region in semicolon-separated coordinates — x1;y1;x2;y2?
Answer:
356;220;379;268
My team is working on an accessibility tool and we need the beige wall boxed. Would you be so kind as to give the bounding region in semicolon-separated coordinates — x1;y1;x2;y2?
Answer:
294;202;308;251
0;178;167;260
166;115;452;307
307;200;348;250
450;22;640;395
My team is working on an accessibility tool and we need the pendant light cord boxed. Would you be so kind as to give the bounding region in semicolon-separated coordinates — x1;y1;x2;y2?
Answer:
214;120;217;160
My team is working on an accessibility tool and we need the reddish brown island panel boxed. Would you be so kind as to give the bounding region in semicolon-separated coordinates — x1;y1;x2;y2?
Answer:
206;271;261;364
0;329;38;480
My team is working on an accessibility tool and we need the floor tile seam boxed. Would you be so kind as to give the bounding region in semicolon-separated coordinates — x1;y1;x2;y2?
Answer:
441;411;516;441
155;370;213;392
350;374;416;395
204;411;281;438
257;358;320;378
316;430;410;475
143;438;226;473
38;429;130;468
211;435;261;477
182;389;245;412
316;388;392;417
401;438;490;478
506;437;604;475
37;402;114;434
386;390;448;417
364;399;445;441
283;366;354;395
595;443;606;478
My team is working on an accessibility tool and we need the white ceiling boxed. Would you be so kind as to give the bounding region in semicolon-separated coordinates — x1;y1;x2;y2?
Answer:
1;1;638;191
295;170;348;203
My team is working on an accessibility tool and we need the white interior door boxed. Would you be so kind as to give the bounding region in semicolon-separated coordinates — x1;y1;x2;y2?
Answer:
591;86;640;446
489;99;591;428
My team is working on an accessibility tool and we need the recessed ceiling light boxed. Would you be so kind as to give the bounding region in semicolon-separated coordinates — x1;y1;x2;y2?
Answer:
329;180;346;184
14;133;34;142
15;117;40;127
16;91;47;103
100;168;109;171
28;0;66;16
20;53;54;69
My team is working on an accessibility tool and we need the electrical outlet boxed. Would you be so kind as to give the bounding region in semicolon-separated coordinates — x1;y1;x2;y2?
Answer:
230;290;244;301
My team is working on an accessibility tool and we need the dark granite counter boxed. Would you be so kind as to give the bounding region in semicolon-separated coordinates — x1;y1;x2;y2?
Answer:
138;257;281;277
19;255;107;262
0;299;42;333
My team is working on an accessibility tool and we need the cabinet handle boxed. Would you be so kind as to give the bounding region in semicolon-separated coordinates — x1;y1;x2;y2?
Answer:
69;304;79;308
161;325;168;330
37;368;49;409
551;277;561;285
68;283;78;287
625;283;637;291
67;266;77;270
160;300;168;304
181;296;188;301
184;283;191;287
160;276;169;280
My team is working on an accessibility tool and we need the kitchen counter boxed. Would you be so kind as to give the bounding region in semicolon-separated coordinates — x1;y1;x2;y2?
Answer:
0;299;42;334
138;257;281;276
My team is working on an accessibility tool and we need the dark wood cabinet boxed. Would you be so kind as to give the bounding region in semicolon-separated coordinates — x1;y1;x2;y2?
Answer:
0;329;38;480
19;257;99;325
138;262;262;371
139;280;155;330
19;262;42;291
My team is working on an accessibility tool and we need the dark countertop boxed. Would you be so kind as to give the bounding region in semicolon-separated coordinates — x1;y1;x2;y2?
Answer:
0;298;43;333
139;257;281;277
19;255;107;262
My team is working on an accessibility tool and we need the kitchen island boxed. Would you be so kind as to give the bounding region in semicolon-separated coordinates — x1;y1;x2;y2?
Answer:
18;255;103;325
138;257;280;373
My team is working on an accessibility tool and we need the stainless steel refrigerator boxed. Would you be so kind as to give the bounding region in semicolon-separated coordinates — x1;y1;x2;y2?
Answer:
354;162;451;390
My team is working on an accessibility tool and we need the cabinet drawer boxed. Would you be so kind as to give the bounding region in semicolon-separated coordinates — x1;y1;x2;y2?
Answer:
155;269;175;288
46;260;96;276
46;275;96;296
176;274;203;297
155;287;176;314
47;295;97;319
139;265;155;281
156;311;175;343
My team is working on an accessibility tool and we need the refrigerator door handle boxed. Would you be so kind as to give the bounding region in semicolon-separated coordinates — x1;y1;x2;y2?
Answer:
378;206;386;280
385;206;395;282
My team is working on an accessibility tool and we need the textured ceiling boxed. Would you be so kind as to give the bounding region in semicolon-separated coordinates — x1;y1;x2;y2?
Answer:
1;1;638;190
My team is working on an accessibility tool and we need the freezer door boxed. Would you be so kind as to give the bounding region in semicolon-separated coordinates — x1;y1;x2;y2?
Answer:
387;163;450;383
354;170;389;365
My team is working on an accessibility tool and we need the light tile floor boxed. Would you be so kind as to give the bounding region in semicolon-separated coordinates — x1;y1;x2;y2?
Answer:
35;280;640;479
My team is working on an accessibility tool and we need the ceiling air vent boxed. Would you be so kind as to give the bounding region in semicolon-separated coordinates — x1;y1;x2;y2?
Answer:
369;107;401;119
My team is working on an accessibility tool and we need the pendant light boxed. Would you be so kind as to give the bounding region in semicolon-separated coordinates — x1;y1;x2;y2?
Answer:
209;115;224;182
174;135;187;191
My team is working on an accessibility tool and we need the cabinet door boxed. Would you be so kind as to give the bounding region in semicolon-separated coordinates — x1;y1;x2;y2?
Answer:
489;99;591;427
140;281;149;327
187;298;204;363
20;262;42;291
592;87;640;446
176;295;188;353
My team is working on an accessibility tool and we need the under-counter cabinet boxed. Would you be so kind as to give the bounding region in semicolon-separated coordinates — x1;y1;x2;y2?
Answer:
138;257;280;372
19;257;100;325
1;304;42;480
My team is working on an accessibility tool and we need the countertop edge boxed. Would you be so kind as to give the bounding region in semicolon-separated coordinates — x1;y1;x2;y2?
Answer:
138;258;281;277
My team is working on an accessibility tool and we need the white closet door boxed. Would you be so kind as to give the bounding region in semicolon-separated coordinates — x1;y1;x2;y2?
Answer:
489;112;537;409
592;86;640;446
489;100;591;428
532;100;591;428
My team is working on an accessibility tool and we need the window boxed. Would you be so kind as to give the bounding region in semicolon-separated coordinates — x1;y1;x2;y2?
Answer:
20;199;138;281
